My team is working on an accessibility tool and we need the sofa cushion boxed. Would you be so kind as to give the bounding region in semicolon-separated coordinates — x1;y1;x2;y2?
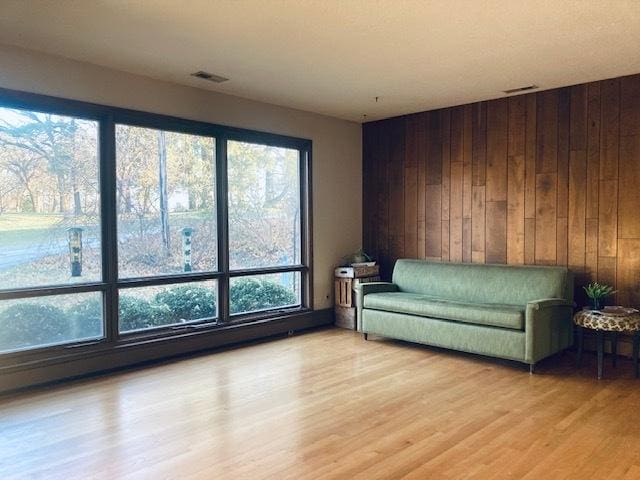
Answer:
391;259;573;306
363;292;525;330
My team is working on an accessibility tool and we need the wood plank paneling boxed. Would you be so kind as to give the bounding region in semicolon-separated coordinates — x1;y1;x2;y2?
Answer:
472;102;487;187
425;185;442;258
387;119;404;275
568;150;587;272
586;82;601;220
485;99;508;263
535;173;557;265
486;201;507;263
568;84;588;274
524;218;536;265
536;90;559;174
362;73;640;305
556;88;570;267
618;239;640;306
450;107;464;262
507;96;526;264
450;161;464;262
471;185;485;263
486;99;508;203
417;113;428;258
404;116;419;258
462;105;473;262
618;134;640;239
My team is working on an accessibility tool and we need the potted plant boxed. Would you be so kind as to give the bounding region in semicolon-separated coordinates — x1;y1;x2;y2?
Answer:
583;282;616;311
351;249;372;264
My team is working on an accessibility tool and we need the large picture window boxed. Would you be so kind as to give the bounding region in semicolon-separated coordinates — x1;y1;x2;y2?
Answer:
0;90;311;359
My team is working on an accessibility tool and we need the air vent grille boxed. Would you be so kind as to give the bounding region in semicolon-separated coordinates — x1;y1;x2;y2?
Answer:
503;85;538;94
191;71;229;83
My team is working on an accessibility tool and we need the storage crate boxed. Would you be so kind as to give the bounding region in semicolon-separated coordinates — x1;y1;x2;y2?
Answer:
334;264;380;330
335;277;353;307
334;275;381;308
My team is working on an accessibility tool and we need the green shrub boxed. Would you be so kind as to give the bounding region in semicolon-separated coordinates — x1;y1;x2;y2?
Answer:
155;285;216;322
118;295;171;332
229;278;297;314
69;297;103;339
0;303;69;351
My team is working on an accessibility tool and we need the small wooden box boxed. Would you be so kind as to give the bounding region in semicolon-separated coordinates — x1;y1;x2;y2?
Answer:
334;264;380;278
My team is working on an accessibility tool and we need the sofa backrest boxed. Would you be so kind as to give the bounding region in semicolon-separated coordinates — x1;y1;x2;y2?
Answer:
392;259;573;305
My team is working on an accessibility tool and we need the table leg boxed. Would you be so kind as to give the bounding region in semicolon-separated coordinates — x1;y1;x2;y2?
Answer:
633;332;639;379
611;333;618;368
576;325;584;368
597;331;605;380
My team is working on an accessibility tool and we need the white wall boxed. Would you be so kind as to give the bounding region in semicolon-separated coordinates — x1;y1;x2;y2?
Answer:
0;44;362;309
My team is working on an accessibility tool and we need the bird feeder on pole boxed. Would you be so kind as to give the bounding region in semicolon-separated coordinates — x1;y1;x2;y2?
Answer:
67;227;83;277
181;227;194;272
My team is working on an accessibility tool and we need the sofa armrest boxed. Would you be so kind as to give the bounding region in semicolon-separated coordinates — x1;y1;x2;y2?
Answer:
524;299;574;363
354;282;398;331
527;298;575;310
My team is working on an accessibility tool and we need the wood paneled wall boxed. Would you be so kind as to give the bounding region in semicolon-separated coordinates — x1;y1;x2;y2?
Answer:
363;74;640;305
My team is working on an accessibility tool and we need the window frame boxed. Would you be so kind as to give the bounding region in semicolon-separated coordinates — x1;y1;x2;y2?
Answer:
0;87;312;362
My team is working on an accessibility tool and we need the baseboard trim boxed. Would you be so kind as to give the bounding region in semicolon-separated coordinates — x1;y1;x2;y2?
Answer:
0;308;333;394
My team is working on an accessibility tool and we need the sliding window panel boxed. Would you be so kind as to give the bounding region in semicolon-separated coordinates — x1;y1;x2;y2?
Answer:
229;272;301;315
118;280;218;333
0;291;103;353
0;107;101;289
227;141;301;270
116;126;217;278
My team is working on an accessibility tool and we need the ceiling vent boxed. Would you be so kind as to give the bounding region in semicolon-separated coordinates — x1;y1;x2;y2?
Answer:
503;85;538;94
191;71;229;83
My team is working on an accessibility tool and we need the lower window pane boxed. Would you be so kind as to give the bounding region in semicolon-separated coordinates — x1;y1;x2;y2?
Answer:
119;280;218;333
230;272;301;315
0;292;103;353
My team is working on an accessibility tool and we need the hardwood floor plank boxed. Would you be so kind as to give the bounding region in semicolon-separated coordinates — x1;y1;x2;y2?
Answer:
2;328;640;480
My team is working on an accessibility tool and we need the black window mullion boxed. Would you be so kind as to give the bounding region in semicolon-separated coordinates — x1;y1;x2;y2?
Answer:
101;115;119;342
300;147;311;309
0;283;105;301
117;271;223;289
217;135;230;323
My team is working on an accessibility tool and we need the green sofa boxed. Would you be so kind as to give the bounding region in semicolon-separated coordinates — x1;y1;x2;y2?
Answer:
356;260;574;372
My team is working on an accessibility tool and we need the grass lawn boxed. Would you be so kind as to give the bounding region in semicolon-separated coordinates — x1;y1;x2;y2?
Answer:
0;213;71;249
0;210;214;249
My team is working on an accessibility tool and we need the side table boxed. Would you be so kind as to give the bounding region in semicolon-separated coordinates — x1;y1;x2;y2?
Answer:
574;308;640;379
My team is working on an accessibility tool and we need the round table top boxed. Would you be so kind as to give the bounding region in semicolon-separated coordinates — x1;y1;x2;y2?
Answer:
574;308;640;333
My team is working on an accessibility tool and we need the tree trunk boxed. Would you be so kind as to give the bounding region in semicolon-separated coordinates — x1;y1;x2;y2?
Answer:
73;191;82;215
57;174;66;213
25;185;37;212
158;130;171;256
72;171;82;215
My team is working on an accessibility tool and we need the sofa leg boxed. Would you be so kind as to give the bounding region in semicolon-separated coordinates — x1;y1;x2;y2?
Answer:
529;363;535;375
363;333;368;341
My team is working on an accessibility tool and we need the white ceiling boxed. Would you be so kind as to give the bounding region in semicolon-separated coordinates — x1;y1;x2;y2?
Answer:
1;1;640;122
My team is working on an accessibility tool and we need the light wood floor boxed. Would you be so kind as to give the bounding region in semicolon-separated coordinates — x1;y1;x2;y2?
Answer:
2;327;640;480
